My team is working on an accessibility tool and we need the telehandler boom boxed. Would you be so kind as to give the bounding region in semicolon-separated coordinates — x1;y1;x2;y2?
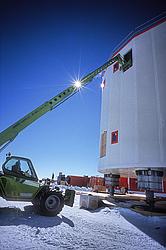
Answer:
0;54;123;152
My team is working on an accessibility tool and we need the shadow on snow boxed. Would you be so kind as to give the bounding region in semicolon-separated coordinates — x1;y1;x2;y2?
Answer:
82;202;166;247
119;207;166;247
0;205;74;228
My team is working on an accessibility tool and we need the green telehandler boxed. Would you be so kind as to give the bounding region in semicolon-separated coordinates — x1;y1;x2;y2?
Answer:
0;154;75;216
0;54;124;216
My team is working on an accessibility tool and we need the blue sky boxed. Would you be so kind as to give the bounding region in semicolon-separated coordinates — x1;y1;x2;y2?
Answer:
0;0;165;179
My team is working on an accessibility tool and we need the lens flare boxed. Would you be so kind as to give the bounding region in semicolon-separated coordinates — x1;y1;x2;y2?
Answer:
101;79;105;89
73;80;82;88
100;82;104;88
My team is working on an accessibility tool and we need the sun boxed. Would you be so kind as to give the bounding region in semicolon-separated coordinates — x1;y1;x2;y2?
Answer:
73;79;82;89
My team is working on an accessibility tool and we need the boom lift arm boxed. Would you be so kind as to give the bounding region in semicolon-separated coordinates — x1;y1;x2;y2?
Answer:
0;54;124;152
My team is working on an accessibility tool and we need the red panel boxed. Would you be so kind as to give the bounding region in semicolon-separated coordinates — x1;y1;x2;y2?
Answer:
119;177;128;188
130;178;138;191
119;177;138;191
111;130;118;144
163;180;166;193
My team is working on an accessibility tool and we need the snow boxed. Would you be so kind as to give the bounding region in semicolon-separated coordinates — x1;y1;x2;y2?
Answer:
0;195;166;250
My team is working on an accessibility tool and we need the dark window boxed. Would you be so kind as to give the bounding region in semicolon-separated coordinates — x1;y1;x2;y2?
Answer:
123;49;133;72
113;62;119;73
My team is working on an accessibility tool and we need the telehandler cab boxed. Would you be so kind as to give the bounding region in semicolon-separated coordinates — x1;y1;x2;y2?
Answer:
0;154;75;216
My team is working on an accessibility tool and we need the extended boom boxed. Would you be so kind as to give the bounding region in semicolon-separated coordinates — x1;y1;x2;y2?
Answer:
0;54;123;152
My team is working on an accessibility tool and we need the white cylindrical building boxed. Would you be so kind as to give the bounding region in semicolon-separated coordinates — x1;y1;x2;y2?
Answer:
98;16;166;191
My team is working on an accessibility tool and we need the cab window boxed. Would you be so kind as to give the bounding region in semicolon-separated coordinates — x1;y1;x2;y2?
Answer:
3;158;36;179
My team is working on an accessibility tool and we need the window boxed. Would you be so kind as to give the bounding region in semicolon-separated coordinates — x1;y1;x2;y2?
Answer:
3;157;37;180
100;131;107;158
123;49;133;72
113;62;119;73
111;130;118;144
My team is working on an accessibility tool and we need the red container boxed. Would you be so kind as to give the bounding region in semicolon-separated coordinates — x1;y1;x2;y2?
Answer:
67;175;89;187
89;177;104;188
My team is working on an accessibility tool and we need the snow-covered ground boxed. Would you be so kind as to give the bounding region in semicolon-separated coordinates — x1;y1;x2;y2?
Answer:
0;195;166;250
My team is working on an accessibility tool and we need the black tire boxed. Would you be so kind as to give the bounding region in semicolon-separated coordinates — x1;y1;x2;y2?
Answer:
39;191;64;216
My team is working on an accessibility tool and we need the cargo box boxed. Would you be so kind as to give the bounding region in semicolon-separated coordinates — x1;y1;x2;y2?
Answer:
80;194;99;210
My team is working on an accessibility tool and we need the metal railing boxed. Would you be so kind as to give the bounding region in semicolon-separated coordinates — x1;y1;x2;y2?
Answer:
112;12;166;56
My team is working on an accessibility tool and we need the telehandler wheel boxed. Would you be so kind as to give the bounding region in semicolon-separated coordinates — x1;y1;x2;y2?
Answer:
39;191;64;216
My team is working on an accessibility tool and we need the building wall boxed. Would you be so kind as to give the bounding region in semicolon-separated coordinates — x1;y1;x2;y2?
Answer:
98;20;166;177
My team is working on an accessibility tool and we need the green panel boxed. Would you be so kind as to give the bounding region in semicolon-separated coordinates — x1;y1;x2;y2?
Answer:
64;189;75;207
2;176;39;201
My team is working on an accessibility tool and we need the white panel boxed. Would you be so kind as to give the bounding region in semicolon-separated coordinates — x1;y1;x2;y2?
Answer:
135;30;160;163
